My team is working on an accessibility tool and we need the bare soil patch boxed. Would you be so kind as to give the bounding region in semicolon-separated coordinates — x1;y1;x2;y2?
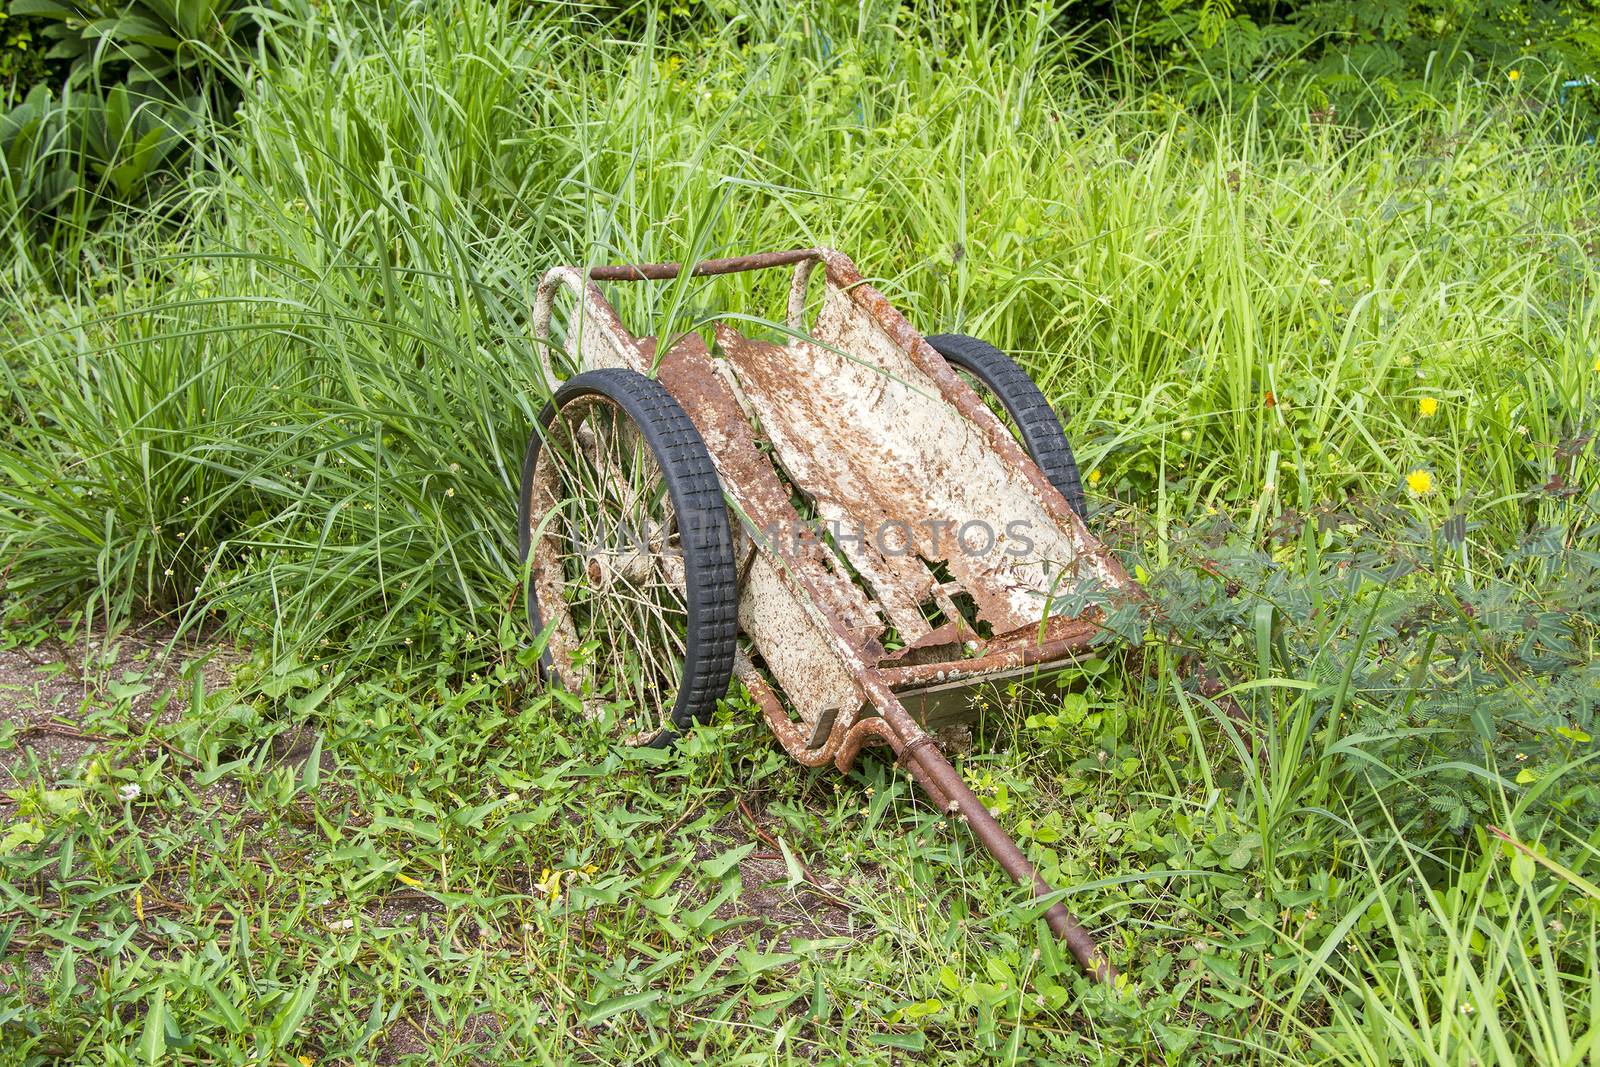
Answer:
0;618;241;793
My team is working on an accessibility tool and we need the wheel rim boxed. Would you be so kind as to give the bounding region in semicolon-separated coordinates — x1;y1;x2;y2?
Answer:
526;393;692;742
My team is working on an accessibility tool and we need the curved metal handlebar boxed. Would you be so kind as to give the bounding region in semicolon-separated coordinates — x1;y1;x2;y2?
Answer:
531;249;831;387
581;247;821;282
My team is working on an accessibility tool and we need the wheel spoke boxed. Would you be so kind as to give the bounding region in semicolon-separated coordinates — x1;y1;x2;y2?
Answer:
527;393;696;741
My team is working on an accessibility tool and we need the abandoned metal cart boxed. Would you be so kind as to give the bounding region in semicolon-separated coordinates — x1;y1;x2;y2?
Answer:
517;248;1139;982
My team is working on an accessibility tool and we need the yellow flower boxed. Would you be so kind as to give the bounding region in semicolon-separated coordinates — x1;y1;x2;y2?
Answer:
1417;396;1439;417
537;867;563;905
1088;469;1102;485
1405;469;1433;496
1507;69;1521;82
1592;357;1600;374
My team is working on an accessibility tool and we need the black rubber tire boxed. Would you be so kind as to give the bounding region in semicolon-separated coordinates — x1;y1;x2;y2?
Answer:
518;368;738;747
924;333;1087;520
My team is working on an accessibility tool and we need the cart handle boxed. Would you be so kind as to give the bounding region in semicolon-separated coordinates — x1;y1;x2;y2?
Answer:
582;247;821;281
583;248;825;334
535;249;828;351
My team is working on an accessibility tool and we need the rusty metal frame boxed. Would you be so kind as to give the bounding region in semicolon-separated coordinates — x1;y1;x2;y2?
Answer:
529;248;1141;982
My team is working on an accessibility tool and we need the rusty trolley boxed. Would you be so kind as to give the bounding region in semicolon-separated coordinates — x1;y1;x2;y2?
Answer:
518;248;1139;981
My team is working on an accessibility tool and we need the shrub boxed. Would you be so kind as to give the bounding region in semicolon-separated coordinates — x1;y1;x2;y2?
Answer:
12;0;263;89
1;0;287;280
0;10;50;108
1123;0;1600;107
1135;495;1600;838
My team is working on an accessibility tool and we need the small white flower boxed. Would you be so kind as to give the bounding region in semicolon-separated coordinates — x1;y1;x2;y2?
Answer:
329;917;355;931
118;783;142;801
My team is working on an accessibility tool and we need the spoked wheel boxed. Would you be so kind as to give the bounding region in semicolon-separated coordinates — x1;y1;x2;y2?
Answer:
518;369;738;747
925;333;1087;520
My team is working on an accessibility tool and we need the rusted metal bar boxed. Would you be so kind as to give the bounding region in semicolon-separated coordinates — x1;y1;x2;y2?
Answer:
830;652;1114;982
878;618;1102;690
585;249;820;282
906;737;1114;983
734;652;848;769
833;715;898;774
862;696;1115;983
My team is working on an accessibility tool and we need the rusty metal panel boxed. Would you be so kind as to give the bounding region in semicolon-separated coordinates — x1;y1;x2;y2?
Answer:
815;251;1136;595
714;326;941;640
718;313;1119;636
738;553;864;728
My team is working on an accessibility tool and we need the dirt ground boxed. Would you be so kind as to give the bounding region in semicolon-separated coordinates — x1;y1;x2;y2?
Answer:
0;619;241;794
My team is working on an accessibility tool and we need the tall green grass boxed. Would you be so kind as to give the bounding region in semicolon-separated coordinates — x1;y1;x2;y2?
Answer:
2;0;1597;1060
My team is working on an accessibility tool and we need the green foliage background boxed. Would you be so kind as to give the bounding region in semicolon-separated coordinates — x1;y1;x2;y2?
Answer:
1130;0;1600;98
0;10;49;106
4;0;1599;241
